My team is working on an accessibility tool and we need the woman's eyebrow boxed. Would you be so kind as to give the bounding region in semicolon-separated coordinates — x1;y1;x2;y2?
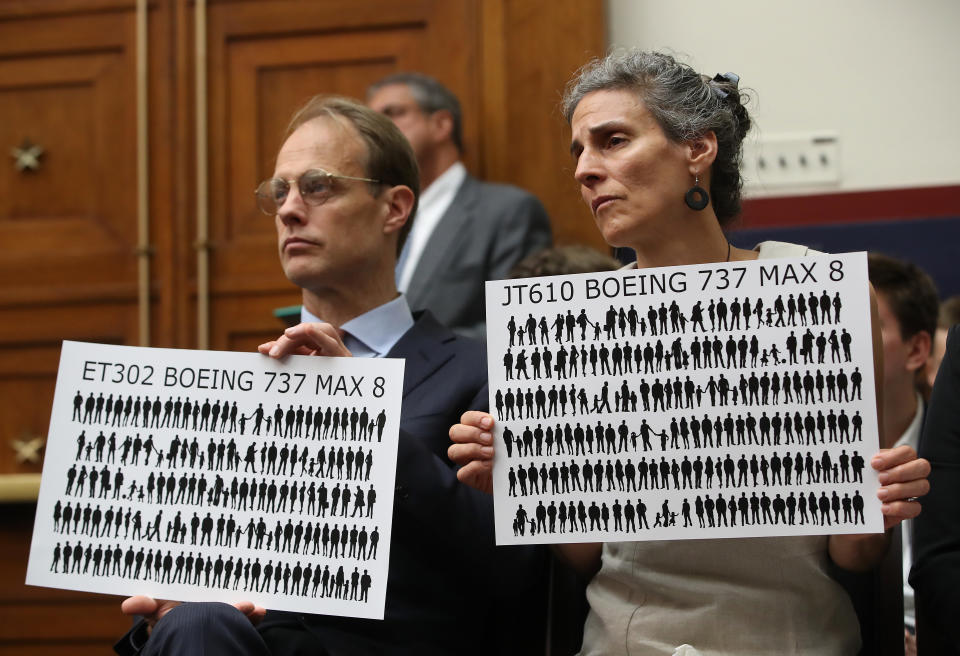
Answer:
570;121;633;156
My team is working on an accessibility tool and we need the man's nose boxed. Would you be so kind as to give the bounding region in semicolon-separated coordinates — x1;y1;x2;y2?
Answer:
276;184;307;224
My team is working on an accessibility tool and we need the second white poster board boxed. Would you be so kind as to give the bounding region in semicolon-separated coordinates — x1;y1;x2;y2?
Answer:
485;252;884;544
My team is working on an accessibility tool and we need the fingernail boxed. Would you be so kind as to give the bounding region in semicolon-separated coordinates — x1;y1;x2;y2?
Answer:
481;417;492;429
878;473;890;485
269;346;279;357
871;456;883;467
480;446;494;457
480;432;492;444
877;489;889;500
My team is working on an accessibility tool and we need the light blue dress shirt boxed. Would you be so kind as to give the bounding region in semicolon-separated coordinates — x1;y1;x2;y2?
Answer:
299;294;414;358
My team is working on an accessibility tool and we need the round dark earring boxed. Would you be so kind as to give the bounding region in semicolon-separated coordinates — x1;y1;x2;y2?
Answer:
685;175;709;211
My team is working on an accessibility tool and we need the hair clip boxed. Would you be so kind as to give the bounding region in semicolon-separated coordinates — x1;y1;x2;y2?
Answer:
711;72;740;99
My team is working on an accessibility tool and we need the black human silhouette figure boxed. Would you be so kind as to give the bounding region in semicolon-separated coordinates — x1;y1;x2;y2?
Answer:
852;490;865;524
850;367;863;400
840;329;852;362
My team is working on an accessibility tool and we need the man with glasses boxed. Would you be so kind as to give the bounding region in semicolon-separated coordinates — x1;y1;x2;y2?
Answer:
368;73;552;338
115;96;544;656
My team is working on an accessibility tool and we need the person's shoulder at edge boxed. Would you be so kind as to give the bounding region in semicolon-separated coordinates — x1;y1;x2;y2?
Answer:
753;240;824;257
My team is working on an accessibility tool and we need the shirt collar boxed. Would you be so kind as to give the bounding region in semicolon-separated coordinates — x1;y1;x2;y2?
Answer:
299;295;414;358
419;160;466;206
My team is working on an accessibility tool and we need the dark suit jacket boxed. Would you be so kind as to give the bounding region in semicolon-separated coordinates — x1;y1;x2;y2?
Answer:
910;324;960;653
116;311;546;656
404;174;552;339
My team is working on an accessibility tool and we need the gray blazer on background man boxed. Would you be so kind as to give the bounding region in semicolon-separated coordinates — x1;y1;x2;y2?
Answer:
404;174;552;339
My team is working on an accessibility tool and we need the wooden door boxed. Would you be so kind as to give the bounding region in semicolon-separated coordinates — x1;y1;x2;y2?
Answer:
0;1;176;652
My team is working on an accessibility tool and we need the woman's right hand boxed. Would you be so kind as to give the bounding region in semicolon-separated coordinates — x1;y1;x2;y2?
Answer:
448;411;496;494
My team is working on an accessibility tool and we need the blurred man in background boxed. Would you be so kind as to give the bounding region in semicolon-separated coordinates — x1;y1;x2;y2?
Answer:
368;73;552;338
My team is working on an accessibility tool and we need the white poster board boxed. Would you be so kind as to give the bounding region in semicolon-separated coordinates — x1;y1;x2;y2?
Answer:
26;341;404;620
486;252;884;544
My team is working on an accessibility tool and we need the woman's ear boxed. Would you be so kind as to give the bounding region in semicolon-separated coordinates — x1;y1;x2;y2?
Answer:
687;130;719;175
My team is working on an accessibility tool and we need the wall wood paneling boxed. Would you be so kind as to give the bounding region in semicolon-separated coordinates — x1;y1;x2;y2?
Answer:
0;0;604;650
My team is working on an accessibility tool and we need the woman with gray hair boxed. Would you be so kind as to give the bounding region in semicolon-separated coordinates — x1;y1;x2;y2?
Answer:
449;49;929;654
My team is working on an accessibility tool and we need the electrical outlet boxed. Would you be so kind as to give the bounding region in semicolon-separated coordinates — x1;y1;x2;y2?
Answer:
742;132;841;192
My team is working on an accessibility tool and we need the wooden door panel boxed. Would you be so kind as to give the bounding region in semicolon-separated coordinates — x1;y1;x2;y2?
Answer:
0;1;175;646
0;379;55;474
0;4;134;54
0;321;130;481
0;600;127;641
0;300;128;474
0;5;142;480
0;645;120;656
0;12;139;300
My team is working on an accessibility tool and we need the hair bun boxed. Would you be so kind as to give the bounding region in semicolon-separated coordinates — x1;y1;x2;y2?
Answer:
710;72;740;99
708;73;751;142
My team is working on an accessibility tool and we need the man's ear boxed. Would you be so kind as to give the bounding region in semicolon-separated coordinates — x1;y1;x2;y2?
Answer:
905;330;933;373
428;109;454;145
381;185;415;237
686;130;719;176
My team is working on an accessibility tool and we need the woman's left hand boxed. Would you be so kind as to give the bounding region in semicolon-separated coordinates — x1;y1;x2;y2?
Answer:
872;445;930;529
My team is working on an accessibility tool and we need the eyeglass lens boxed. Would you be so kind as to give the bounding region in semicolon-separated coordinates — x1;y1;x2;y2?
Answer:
256;170;335;214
